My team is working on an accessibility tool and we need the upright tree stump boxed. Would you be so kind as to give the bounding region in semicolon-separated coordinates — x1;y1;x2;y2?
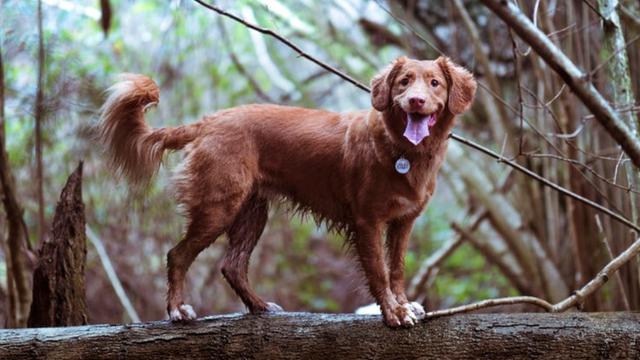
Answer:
27;162;88;327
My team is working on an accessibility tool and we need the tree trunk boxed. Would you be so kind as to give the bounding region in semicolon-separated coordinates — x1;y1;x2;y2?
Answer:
27;162;88;327
598;0;640;307
0;32;31;329
1;312;639;359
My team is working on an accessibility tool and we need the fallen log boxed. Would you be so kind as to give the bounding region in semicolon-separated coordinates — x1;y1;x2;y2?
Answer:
1;312;639;359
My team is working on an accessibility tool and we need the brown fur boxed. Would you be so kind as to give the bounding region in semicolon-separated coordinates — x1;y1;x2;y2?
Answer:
98;56;476;327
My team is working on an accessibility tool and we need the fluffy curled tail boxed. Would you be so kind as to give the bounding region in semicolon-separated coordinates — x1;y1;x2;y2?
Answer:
98;74;199;187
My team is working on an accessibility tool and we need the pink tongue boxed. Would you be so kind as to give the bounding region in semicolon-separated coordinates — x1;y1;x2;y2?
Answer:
403;113;435;145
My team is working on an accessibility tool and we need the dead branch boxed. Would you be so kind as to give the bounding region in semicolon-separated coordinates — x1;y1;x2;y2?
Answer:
595;215;631;311
552;234;640;311
85;226;140;323
192;0;369;92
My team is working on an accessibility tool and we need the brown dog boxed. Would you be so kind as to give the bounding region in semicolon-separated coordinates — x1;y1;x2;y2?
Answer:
99;56;475;327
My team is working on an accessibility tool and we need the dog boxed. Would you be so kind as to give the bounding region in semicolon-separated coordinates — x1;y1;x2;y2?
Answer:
98;56;476;327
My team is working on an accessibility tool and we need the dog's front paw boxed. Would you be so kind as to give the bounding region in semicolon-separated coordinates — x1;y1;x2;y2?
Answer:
407;301;425;317
265;302;284;312
250;301;284;314
169;304;197;322
382;304;417;328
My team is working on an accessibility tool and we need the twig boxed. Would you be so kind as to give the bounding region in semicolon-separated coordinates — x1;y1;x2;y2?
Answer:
595;215;631;311
218;19;276;103
545;84;566;107
192;0;369;93
613;151;625;184
525;152;640;194
86;225;141;323
450;221;533;296
582;0;607;21
451;133;640;233
408;211;486;300
372;0;443;54
422;231;640;317
424;296;554;319
552;234;640;312
508;29;525;156
590;32;640;77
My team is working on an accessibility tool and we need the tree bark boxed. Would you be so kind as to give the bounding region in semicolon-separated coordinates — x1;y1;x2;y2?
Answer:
27;162;88;327
1;313;639;359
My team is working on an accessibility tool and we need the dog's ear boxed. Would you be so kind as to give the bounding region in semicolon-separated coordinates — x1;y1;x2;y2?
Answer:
436;56;476;115
371;56;407;112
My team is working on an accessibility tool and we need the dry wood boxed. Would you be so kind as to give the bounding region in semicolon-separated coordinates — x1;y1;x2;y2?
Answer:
27;162;88;327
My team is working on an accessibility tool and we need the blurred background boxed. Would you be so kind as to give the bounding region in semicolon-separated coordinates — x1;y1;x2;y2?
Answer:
1;0;639;326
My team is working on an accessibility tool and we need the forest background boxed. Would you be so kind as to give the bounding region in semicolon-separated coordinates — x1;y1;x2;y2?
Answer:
2;0;640;327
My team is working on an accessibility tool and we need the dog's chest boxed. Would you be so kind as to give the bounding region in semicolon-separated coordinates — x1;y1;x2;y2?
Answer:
388;195;421;218
384;160;437;219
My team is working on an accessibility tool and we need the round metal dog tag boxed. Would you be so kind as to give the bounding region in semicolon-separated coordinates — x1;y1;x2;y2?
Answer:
395;157;410;174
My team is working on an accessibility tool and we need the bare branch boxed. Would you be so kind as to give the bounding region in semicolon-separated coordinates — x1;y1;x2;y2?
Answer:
552;234;640;312
451;133;640;233
590;32;640;77
425;296;554;319
525;152;640;194
421;230;640;316
86;226;141;323
479;0;640;170
407;211;486;300
582;0;607;20
192;0;370;93
595;215;631;311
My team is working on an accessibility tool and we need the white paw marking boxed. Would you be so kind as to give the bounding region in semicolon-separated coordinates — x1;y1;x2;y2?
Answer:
169;304;197;322
403;315;416;326
402;303;418;321
181;304;197;319
266;302;284;312
410;301;425;316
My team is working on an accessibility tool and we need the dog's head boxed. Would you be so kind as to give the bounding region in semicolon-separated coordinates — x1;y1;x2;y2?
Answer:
370;56;476;145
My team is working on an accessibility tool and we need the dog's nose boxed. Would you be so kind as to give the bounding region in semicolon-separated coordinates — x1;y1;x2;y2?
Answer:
408;96;426;109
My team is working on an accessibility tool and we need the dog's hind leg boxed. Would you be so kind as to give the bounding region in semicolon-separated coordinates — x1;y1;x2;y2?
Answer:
166;197;247;322
222;193;279;313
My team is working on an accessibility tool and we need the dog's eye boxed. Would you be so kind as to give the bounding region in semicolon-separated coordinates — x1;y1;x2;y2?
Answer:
400;78;409;86
431;79;440;87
